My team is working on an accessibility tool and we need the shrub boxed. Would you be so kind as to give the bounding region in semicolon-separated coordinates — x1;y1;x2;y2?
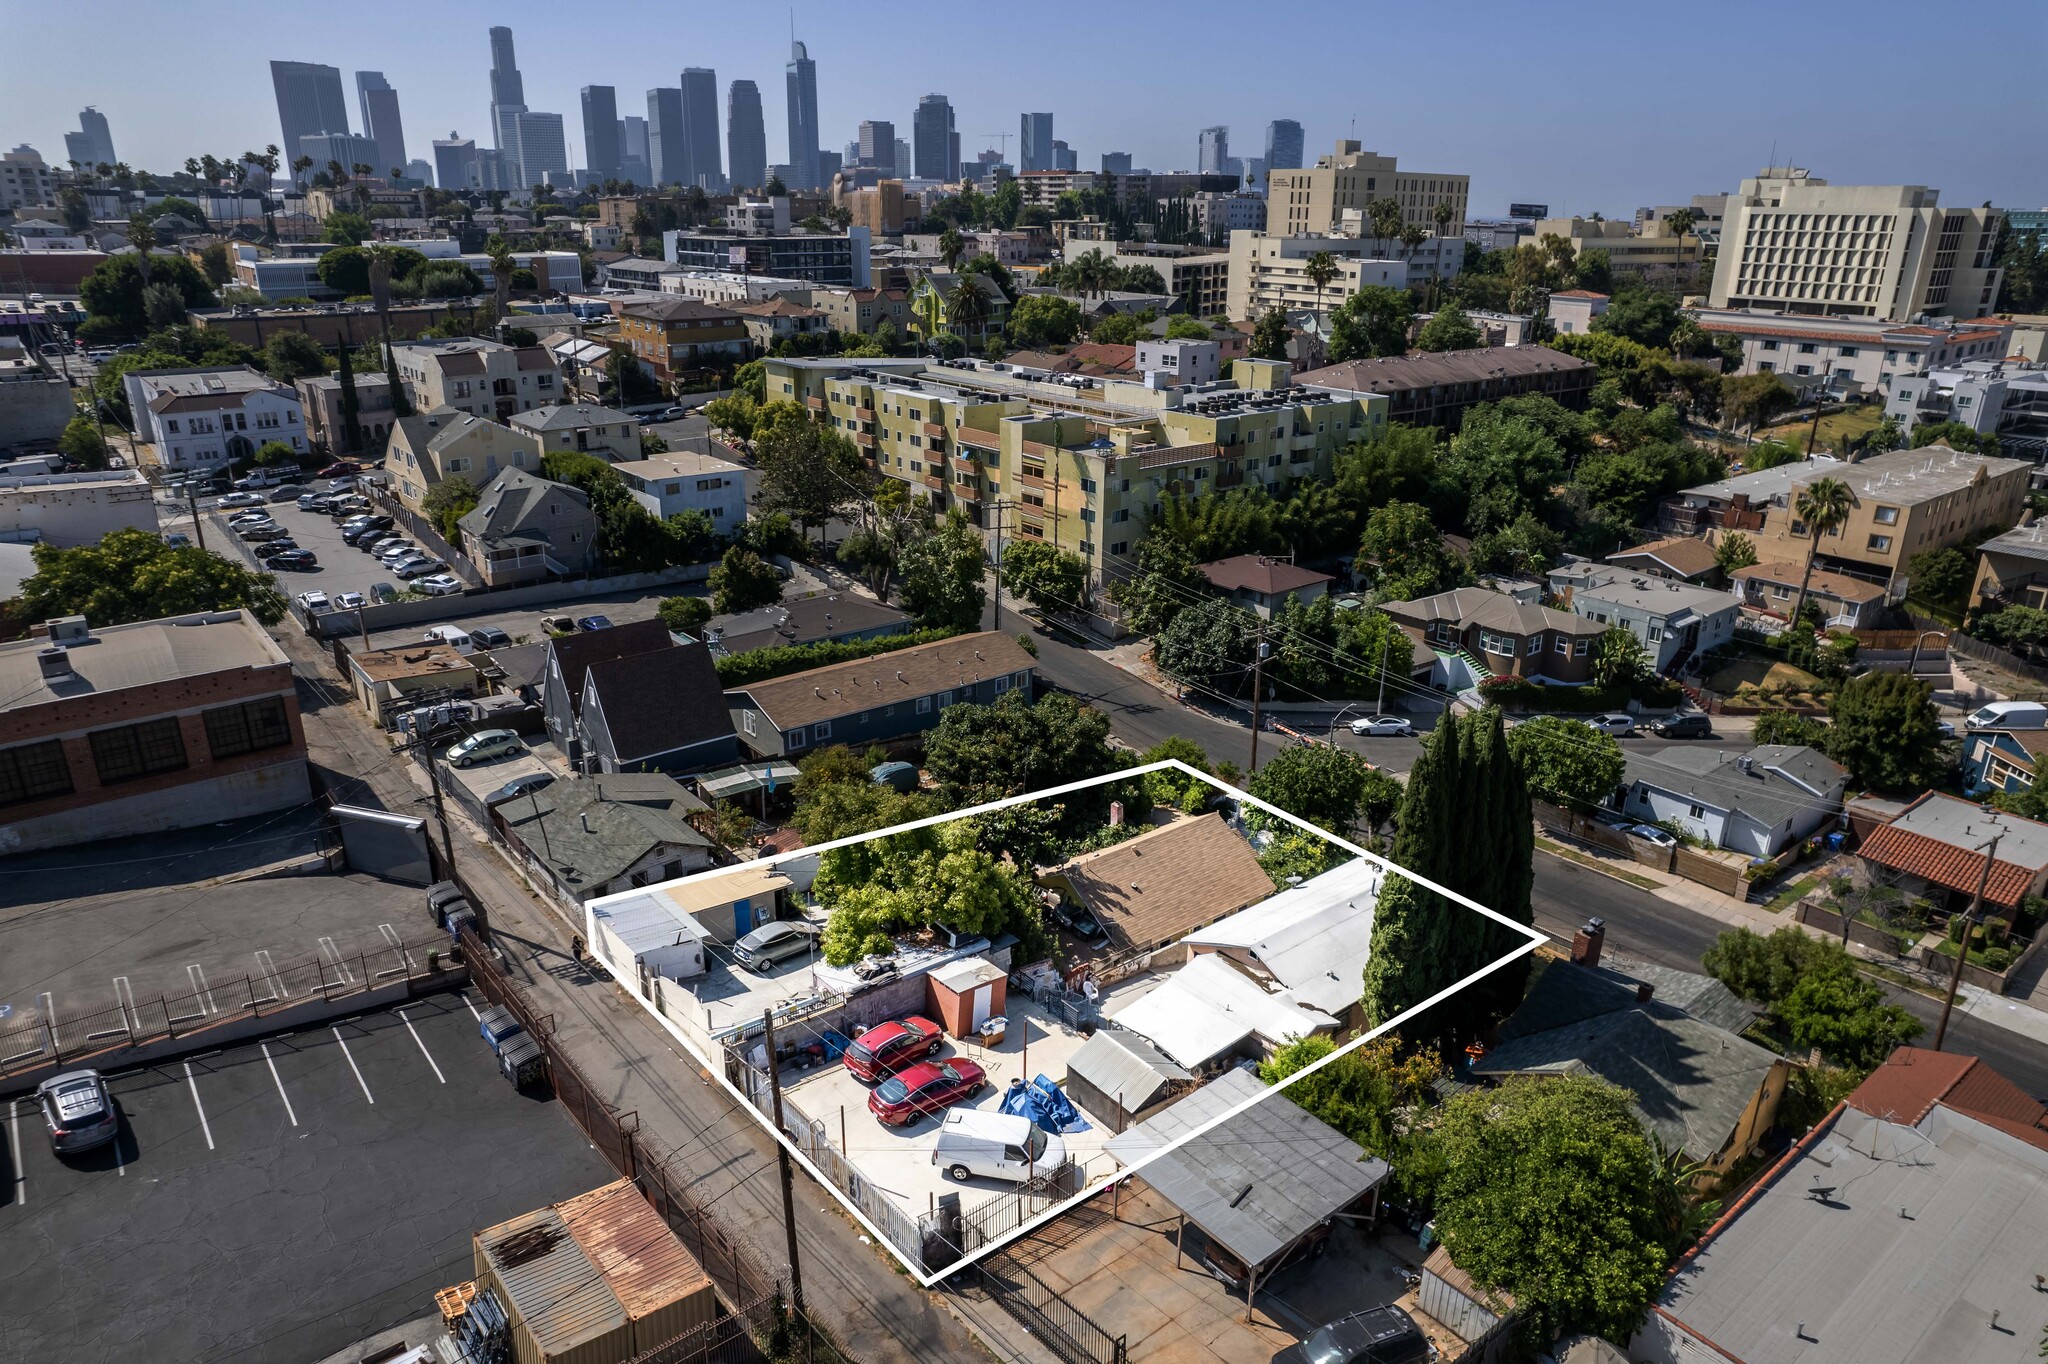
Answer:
713;626;966;687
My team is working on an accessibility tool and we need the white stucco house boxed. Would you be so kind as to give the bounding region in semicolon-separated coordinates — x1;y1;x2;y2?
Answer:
1619;744;1846;859
1548;559;1740;675
123;366;306;470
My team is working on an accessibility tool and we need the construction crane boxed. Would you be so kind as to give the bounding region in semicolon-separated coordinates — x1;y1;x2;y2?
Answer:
980;132;1011;162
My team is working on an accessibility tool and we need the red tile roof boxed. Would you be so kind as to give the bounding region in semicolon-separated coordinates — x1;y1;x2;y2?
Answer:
1848;1046;2048;1149
1856;798;2041;908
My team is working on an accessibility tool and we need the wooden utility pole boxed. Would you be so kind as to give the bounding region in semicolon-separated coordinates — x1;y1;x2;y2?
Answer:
760;1009;807;1313
186;485;207;552
1248;628;1270;771
1935;833;2000;1051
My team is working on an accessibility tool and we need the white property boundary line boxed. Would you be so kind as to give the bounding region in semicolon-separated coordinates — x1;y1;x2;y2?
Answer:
584;759;1544;1290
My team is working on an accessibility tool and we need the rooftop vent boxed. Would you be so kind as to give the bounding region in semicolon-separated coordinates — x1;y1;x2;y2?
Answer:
36;646;72;682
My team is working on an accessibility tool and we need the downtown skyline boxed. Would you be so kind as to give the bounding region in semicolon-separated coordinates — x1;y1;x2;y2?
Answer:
3;0;2044;214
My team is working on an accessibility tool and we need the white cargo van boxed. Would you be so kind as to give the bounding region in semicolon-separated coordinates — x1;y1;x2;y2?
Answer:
931;1110;1065;1183
1965;701;2048;732
422;625;475;652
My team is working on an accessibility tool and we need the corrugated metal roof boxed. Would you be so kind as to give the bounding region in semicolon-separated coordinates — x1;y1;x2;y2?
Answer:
592;895;711;954
1066;1029;1190;1108
556;1180;712;1324
476;1206;627;1358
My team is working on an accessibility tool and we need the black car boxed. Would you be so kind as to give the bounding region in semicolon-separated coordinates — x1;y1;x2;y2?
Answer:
267;549;317;569
469;625;513;649
252;538;301;560
1277;1306;1429;1364
484;772;555;806
1650;711;1714;739
1047;896;1109;946
356;529;396;551
342;517;394;544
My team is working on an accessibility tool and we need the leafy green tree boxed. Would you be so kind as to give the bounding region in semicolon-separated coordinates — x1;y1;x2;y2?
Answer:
752;403;867;545
18;528;288;626
1138;736;1215;813
656;595;713;635
1109;533;1206;636
1704;927;1922;1070
1424;1076;1673;1345
1751;709;1830;748
815;817;1040;964
1904;547;1971;606
1260;1036;1441;1179
1154;595;1253;693
1591;627;1652;690
1507;716;1626;808
1152;486;1280;561
897;511;988;630
1326;285;1413;362
1006;294;1083;349
1249;308;1290;360
1164;314;1210;341
1828;671;1942;791
1715;532;1759;575
77;253;217;340
922;691;1127;834
708;545;783;613
1415;305;1483;352
1358;500;1460;600
1335;423;1444;517
57;415;109;470
1247;742;1402;836
262;330;329;381
999;539;1089;616
315;245;371;297
1590;288;1683;350
701;393;758;441
1259;832;1349;886
1743;438;1802;472
422;474;480;543
1720;371;1795;439
251;439;297;466
1910;420;1997;454
1360;709;1534;1052
322;211;372;246
1470;512;1564;578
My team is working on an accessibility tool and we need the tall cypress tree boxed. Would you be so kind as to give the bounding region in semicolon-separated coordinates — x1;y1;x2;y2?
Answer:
336;343;363;456
383;341;412;418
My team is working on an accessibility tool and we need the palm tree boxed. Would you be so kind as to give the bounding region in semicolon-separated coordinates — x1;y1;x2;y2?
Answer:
1367;196;1404;254
1431;200;1457;307
1788;476;1854;629
1663;207;1698;239
946;275;990;341
937;227;965;272
488;238;516;319
350;162;373;211
1303;249;1339;324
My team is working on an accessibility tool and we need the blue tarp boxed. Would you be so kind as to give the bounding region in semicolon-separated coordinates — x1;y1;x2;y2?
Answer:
820;1029;852;1062
999;1074;1093;1135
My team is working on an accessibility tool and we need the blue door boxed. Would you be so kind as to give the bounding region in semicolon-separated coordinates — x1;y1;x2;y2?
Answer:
732;897;753;935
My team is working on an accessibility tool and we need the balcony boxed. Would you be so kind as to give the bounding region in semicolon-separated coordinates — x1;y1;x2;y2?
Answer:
806;396;825;412
1216;468;1245;488
854;406;875;420
950;454;981;473
959;426;1001;451
923;473;947;492
924;422;947;439
855;431;875;448
954;482;982;502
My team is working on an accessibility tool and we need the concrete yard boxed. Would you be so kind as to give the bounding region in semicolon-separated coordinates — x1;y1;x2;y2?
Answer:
785;1000;1114;1226
0;991;616;1364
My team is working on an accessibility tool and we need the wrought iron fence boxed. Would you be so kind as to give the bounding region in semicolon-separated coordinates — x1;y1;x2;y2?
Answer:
967;1253;1127;1364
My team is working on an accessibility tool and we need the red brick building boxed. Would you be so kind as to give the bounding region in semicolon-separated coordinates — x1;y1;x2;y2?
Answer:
0;611;310;852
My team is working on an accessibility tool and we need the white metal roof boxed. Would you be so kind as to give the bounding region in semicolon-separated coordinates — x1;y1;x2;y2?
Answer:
1179;859;1381;1016
1105;955;1335;1070
929;957;1006;994
592;893;710;954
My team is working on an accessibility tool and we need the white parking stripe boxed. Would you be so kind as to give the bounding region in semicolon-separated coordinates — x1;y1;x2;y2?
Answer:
186;964;219;1015
183;1062;215;1150
254;950;288;1001
399;1010;447;1083
261;1044;298;1126
8;1099;23;1205
319;937;356;985
113;977;138;1032
37;992;54;1032
333;1027;374;1104
459;990;481;1020
380;924;415;972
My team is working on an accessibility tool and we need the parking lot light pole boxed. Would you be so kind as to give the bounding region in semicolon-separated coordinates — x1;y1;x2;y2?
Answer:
760;1009;806;1314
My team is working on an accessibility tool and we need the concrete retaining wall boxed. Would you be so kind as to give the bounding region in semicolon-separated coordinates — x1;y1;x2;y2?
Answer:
306;562;715;637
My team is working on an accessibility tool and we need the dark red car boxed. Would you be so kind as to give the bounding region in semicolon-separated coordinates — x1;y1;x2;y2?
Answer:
842;1016;943;1082
867;1059;987;1127
317;461;361;478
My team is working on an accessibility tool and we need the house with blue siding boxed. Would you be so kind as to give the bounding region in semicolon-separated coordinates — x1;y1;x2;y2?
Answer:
1961;728;2048;796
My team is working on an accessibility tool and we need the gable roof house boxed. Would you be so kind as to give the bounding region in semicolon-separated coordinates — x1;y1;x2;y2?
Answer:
1547;560;1741;674
542;618;686;769
724;630;1036;759
457;466;597;586
1042;812;1277;966
1606;535;1721;585
385;405;545;518
1959;727;2048;797
702;592;911;659
1380;585;1605;689
578;637;739;776
507;402;643;464
1620;744;1847;859
1198;554;1335;619
497;773;719;908
1729;560;1888;627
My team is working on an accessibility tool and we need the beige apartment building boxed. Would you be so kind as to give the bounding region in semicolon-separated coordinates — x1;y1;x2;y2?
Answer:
1058;241;1232;316
1268;141;1470;239
1664;445;2031;583
1225;233;1411;320
386;406;546;515
1531;217;1703;280
388;339;566;422
762;355;1385;587
1708;169;2005;321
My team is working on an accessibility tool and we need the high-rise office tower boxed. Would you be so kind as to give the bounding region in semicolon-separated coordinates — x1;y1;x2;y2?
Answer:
270;61;350;181
1100;151;1132;175
913;95;956;181
646;88;685;187
581;86;621;180
355;72;406;178
405;159;434;185
64;106;116;168
434;134;479;191
679;68;723;190
618;115;652;185
1264;119;1303;172
1051;140;1077;173
1198;126;1230;176
817;150;842;185
785;39;820;190
513;111;568;188
858;120;895;172
1019;112;1053;173
895;140;911;180
488;25;526;160
727;80;766;189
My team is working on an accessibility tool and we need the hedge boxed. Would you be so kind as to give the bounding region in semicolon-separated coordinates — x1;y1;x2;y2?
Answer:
714;625;965;687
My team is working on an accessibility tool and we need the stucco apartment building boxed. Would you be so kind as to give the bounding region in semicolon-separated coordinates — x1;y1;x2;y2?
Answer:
1297;345;1595;431
1223;233;1412;321
616;297;751;385
1663;444;2031;584
389;339;566;422
1969;518;2048;611
804;285;912;338
1530;216;1703;280
1694;309;2012;398
610;449;751;531
295;369;396;455
762;355;1385;587
122;366;307;470
1060;241;1233;318
0;469;158;547
0;611;310;853
1267;141;1470;238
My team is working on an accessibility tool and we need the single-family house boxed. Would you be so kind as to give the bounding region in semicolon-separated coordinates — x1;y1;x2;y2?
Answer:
724;631;1036;759
610;449;752;531
1968;517;2048;611
703;592;910;658
1605;535;1720;585
577;637;740;776
1960;728;2048;796
1041;813;1276;963
1179;857;1381;1031
1619;744;1847;859
345;642;480;724
507;402;643;464
1854;792;2048;918
543;618;677;767
457;466;597;586
726;296;831;351
1548;560;1739;674
498;773;719;907
1729;560;1887;627
386;406;545;517
1197;554;1335;619
1380;585;1604;689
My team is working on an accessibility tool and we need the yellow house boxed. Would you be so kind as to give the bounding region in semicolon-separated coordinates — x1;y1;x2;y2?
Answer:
385;406;546;516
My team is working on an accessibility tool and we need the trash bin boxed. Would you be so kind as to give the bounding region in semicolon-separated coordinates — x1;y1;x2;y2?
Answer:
978;1015;1008;1047
499;1035;547;1088
478;1005;522;1055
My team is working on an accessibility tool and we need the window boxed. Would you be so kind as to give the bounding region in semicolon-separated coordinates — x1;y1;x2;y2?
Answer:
938;689;955;708
166;419;180;434
1080;477;1097;493
1110;541;1129;556
1840;346;1858;357
742;710;757;736
1761;340;1780;351
1526;636;1542;656
89;717;189;784
916;696;932;714
994;676;1010;694
1648;624;1664;643
1554;636;1570;655
1873;506;1899;525
202;697;293;760
1798;342;1818;354
1759;361;1775;373
1867;534;1893;552
1479;630;1515;656
813;721;832;742
1574;638;1591;657
0;739;73;806
788;726;807;749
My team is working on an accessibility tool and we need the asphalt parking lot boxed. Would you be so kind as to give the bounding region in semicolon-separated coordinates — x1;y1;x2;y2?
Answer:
203;498;432;604
0;991;614;1364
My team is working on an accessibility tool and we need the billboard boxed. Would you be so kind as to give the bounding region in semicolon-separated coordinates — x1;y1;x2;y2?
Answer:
1508;203;1549;221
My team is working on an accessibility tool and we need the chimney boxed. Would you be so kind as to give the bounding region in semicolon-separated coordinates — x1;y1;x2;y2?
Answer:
1109;800;1124;826
1636;980;1655;1004
1571;917;1606;969
36;647;72;682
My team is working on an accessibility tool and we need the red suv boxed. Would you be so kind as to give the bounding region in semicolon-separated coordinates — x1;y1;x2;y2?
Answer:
842;1016;943;1082
868;1059;987;1126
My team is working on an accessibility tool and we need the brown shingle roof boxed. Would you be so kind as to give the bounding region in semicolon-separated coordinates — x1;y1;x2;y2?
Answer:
733;631;1037;732
1609;536;1719;579
1199;554;1334;596
1054;813;1274;955
1730;562;1886;605
1296;345;1593;395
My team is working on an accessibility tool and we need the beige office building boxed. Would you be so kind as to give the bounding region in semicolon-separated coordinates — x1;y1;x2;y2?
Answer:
1530;217;1703;279
1268;140;1469;238
1224;233;1411;321
1708;169;2004;321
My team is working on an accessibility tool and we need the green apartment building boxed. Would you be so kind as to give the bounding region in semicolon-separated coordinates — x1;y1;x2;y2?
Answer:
761;356;1386;586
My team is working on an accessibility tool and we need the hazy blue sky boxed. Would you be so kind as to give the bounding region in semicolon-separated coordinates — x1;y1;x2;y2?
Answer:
6;0;2044;214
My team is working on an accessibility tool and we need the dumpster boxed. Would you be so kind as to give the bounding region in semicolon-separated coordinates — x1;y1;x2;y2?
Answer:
478;1005;523;1055
445;907;477;945
499;1035;547;1088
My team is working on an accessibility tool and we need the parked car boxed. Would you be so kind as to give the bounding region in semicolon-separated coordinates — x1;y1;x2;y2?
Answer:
843;1016;945;1082
163;532;190;548
232;469;289;490
1649;712;1713;739
342;519;394;545
732;920;821;971
298;590;331;611
1275;1306;1429;1364
446;729;522;767
368;582;400;603
413;573;465;596
252;538;301;559
1965;701;2048;732
1046;895;1109;947
469;625;513;649
240;523;290;541
375;539;419;562
267;549;317;569
266;484;307;502
576;614;614;631
422;625;474;651
328;500;372;521
217;491;266;508
297;493;333;512
933;1110;1065;1184
35;1070;120;1154
1935;719;1957;740
334;591;366;610
1586;713;1636;736
326;477;357;493
1348;715;1415;737
656;404;692;421
1629;824;1678;849
355;530;396;552
868;1059;987;1127
484;772;555;806
395;557;447;579
540;614;576;635
316;461;361;478
227;510;274;525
